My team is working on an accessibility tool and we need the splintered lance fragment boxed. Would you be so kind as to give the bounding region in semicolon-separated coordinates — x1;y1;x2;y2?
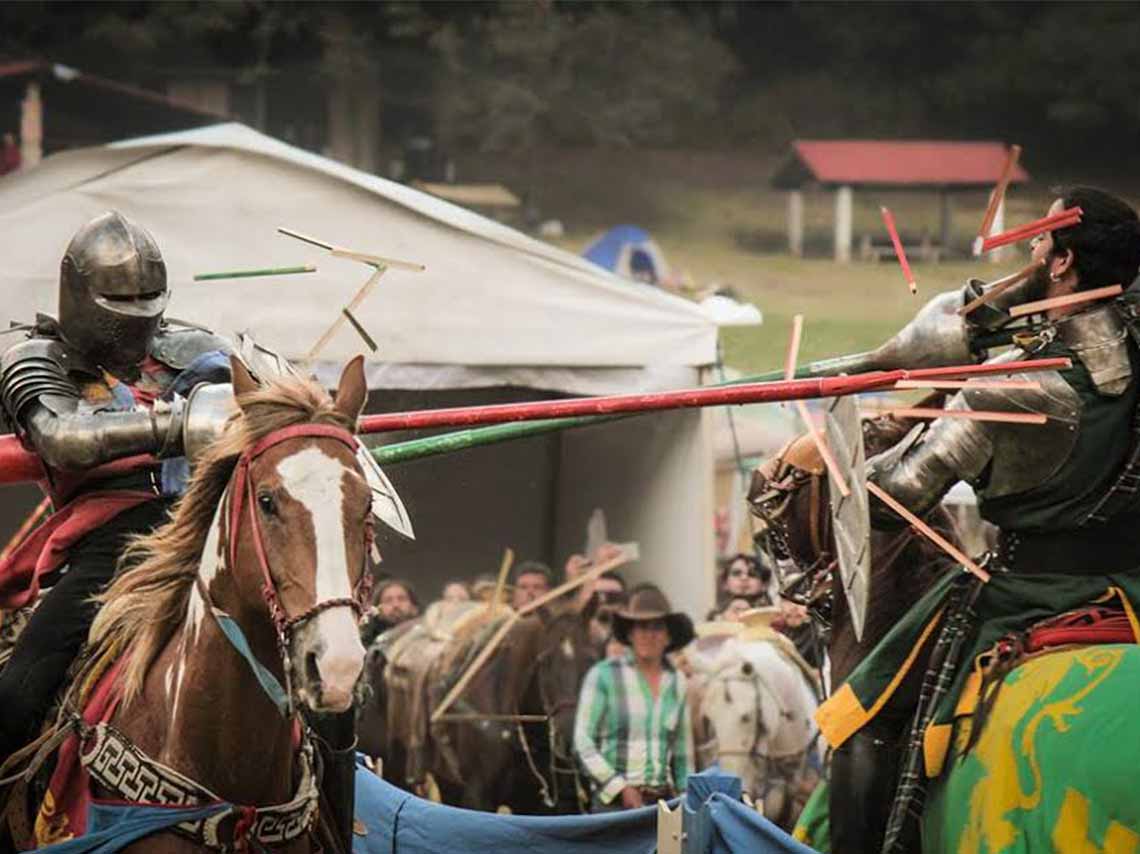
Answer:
784;313;850;497
1009;284;1124;319
974;143;1023;255
194;265;316;281
980;207;1082;254
341;307;378;352
880;207;917;294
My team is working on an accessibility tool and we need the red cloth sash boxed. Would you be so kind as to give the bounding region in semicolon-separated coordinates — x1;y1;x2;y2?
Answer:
0;491;156;610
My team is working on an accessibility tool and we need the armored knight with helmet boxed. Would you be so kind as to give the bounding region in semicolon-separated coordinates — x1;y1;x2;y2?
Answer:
803;187;1140;851
0;211;233;767
0;211;373;852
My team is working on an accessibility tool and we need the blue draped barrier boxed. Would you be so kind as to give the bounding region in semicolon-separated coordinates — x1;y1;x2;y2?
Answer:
353;767;662;854
353;766;821;854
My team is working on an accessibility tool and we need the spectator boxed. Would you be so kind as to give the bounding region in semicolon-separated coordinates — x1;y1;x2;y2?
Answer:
510;560;554;610
718;553;772;605
360;578;420;646
574;584;695;811
1;133;19;176
471;573;506;605
441;580;471;603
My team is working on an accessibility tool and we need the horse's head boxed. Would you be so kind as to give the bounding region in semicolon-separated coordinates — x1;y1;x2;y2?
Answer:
750;405;936;606
747;399;958;680
222;356;373;714
695;639;819;820
528;600;599;753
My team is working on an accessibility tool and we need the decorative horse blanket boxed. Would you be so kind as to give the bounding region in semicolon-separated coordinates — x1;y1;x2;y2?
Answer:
816;569;1140;777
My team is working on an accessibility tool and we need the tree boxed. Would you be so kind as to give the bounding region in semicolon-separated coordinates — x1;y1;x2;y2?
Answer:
432;3;738;152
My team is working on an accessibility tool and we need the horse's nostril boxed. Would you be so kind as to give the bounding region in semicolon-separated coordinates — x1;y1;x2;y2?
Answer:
305;651;320;685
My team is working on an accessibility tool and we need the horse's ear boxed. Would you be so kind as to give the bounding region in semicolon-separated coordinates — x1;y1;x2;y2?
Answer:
231;356;260;402
334;355;368;423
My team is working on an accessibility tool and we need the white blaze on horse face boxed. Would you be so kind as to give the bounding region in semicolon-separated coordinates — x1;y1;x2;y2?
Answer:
276;446;366;711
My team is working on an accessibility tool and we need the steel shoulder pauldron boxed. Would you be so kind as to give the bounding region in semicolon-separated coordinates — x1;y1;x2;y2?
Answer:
149;321;233;370
1056;303;1132;396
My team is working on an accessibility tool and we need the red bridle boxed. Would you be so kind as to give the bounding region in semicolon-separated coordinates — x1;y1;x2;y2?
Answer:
225;423;374;643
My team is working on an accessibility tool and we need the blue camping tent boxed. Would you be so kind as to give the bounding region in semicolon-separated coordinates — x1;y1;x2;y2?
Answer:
583;225;670;285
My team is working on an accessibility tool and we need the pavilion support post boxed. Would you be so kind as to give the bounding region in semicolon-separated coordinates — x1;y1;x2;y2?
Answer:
19;81;42;169
834;185;853;263
991;195;1007;263
787;189;804;257
939;190;953;252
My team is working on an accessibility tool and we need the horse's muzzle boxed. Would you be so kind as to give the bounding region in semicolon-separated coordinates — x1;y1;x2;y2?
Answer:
295;609;365;713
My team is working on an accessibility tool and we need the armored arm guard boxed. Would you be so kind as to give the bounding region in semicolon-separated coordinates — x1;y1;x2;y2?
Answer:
867;351;1081;526
822;285;1021;378
0;338;182;471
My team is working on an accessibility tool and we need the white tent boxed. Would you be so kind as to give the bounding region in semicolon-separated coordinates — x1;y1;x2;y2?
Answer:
0;124;758;616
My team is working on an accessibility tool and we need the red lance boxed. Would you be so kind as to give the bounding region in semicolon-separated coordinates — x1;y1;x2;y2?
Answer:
0;357;1069;486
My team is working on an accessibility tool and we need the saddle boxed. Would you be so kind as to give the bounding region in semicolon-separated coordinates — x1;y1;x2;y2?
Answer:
1025;604;1136;652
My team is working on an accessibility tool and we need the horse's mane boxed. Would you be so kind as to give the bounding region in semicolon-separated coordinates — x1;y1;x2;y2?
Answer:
89;372;355;704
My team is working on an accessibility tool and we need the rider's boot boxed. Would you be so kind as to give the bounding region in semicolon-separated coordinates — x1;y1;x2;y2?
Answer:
829;727;899;854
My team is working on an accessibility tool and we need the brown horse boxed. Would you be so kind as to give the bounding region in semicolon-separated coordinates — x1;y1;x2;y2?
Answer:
13;356;374;852
748;408;959;686
361;598;597;814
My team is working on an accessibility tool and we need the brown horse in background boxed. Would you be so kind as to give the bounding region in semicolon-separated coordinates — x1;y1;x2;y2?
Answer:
359;598;597;814
7;357;374;852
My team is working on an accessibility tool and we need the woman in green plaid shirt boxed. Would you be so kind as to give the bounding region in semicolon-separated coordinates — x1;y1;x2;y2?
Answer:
573;585;696;811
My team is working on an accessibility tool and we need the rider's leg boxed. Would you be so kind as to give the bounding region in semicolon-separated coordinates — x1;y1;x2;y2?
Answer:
828;642;930;854
310;709;357;854
0;500;170;761
829;721;901;854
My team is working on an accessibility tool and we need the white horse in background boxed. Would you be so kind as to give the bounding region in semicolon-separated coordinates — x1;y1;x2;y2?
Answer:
687;623;822;828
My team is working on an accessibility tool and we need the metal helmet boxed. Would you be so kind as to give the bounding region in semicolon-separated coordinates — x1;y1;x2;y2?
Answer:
58;211;169;370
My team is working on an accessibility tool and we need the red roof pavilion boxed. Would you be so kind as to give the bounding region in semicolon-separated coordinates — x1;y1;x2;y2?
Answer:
771;139;1030;261
772;140;1030;190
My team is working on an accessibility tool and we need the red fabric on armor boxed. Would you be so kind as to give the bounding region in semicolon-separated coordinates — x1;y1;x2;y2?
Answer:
0;491;156;609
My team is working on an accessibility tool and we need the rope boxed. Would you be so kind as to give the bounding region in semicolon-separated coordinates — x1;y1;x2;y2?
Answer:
716;342;758;540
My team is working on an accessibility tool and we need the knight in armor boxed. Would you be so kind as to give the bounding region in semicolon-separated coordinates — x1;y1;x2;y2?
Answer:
0;211;233;766
816;188;1140;851
0;212;359;853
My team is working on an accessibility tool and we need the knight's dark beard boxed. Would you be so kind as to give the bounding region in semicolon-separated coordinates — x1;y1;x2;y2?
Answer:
1020;260;1053;304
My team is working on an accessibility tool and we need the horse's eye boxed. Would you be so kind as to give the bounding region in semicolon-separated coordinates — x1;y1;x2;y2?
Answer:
258;492;277;516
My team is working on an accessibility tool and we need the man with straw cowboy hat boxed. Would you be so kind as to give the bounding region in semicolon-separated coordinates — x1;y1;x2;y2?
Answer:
573;583;696;811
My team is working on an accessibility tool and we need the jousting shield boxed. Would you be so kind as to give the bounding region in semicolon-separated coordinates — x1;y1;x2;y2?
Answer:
823;395;870;641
